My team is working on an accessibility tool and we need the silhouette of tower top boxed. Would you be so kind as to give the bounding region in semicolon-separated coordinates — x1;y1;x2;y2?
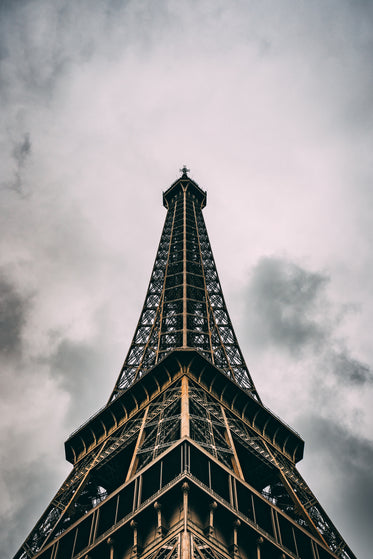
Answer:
163;167;206;209
14;171;356;559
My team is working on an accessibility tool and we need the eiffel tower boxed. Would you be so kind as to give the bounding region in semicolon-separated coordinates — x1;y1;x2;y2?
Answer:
14;168;356;559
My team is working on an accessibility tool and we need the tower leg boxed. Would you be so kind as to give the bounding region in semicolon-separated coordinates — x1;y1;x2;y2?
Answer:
107;537;115;559
181;482;190;559
256;537;263;559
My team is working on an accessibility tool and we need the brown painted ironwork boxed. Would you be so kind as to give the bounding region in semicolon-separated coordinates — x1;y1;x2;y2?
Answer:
109;173;261;402
13;170;356;559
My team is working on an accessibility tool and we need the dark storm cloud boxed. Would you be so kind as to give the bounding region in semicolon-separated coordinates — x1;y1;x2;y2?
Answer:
245;257;329;353
0;273;30;355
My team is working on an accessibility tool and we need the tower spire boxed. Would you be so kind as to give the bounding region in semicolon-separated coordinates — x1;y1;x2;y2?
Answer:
109;171;260;402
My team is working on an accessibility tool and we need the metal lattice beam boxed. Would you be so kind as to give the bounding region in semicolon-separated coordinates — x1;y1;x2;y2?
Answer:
110;175;260;402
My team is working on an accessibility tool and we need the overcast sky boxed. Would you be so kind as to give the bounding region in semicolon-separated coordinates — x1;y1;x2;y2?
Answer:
1;1;372;558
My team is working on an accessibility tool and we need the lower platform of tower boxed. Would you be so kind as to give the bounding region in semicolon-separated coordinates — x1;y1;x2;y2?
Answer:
34;440;337;559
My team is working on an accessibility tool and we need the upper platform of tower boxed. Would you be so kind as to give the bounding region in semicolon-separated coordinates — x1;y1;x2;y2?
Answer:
163;166;207;209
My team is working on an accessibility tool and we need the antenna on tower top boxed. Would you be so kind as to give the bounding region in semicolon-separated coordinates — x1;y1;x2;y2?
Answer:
180;165;190;176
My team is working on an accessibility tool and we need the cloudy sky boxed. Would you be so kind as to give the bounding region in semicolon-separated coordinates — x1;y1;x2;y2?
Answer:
1;1;372;557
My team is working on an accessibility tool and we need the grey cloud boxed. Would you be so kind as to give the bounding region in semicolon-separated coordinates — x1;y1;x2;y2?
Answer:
245;257;329;353
3;133;32;193
49;338;110;425
0;458;63;559
299;415;373;557
245;256;372;387
13;133;31;168
0;273;30;355
0;328;110;558
0;2;372;558
12;133;31;192
329;350;372;385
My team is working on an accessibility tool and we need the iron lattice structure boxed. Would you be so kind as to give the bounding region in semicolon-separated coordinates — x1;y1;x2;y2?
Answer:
14;170;356;559
109;170;260;402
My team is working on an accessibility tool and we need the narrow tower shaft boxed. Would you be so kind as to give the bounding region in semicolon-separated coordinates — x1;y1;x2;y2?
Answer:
110;172;260;402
